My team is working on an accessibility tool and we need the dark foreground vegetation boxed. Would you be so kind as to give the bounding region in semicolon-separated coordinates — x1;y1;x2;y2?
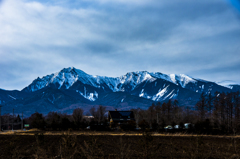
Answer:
0;91;240;158
1;131;240;158
1;91;240;135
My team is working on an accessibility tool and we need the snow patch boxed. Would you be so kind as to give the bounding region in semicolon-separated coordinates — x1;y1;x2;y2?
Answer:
152;85;169;101
8;95;16;100
177;74;196;88
169;74;177;85
164;89;175;100
139;89;145;97
78;88;98;101
169;93;176;99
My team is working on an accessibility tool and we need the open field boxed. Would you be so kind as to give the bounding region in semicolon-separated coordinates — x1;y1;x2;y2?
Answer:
1;131;240;158
2;130;240;138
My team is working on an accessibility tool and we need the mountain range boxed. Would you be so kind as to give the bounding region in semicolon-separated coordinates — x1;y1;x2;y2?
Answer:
0;67;239;116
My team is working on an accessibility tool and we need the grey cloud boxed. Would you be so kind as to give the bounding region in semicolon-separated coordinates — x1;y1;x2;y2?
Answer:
82;1;233;49
0;0;240;90
187;61;240;82
83;40;120;54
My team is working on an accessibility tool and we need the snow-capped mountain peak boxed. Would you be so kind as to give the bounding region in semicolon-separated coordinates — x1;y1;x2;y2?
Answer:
22;67;238;103
174;74;197;88
149;72;196;88
22;68;208;93
119;71;155;84
23;67;99;92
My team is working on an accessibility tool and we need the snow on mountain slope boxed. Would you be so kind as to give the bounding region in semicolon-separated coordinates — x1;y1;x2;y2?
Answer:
76;88;98;101
23;67;99;92
149;73;196;88
50;67;99;89
23;67;200;92
152;85;170;101
22;67;235;102
116;71;157;92
175;74;197;88
95;76;118;91
27;74;55;92
150;72;172;83
164;74;196;88
96;71;157;92
133;79;181;102
217;80;240;89
24;69;159;93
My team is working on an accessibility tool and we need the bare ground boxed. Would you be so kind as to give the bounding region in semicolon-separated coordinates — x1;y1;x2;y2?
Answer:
1;131;240;158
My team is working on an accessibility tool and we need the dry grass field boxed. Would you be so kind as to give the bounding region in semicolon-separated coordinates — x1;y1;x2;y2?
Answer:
1;130;240;158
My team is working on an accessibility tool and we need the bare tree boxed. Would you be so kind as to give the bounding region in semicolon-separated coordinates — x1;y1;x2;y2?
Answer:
72;108;84;126
147;104;155;128
167;99;172;123
234;92;240;130
89;107;98;122
89;105;106;123
97;105;106;123
207;93;213;121
195;93;207;121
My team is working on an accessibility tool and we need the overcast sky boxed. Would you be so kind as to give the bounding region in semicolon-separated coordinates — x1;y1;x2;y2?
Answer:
0;0;240;90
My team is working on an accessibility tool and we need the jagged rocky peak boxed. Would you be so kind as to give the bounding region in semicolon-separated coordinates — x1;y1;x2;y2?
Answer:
55;67;96;88
22;67;237;97
60;67;89;77
172;74;197;88
23;67;102;92
23;74;54;92
148;72;197;88
120;71;155;84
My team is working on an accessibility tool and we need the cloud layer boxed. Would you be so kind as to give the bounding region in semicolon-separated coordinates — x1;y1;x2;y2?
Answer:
0;0;240;90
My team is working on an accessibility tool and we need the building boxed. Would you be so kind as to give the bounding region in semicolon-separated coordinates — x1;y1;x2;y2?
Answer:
108;110;135;127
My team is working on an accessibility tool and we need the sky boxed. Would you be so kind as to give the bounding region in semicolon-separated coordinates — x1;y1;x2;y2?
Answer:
0;0;240;90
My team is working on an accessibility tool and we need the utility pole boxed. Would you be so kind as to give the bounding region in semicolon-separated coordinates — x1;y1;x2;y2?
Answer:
157;113;159;125
0;105;2;131
12;109;14;131
21;112;23;130
8;115;9;130
136;111;139;128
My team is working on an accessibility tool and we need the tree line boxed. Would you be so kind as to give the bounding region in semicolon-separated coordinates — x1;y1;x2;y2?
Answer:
27;105;109;130
130;91;240;134
1;91;239;134
194;91;240;134
0;105;109;131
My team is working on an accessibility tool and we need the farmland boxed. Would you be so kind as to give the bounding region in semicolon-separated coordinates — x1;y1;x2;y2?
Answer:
1;131;240;158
